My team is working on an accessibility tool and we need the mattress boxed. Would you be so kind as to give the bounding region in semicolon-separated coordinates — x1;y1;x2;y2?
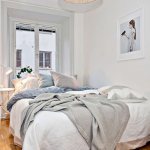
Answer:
10;97;150;150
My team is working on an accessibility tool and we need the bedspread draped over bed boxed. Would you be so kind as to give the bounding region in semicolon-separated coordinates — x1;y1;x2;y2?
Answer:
20;93;130;150
7;86;92;112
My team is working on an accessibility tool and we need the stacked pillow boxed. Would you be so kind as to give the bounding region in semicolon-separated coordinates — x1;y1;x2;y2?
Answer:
50;71;80;89
12;76;39;94
12;71;80;93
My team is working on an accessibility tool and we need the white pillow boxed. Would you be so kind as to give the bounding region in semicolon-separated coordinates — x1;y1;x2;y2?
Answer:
50;71;80;89
98;85;127;96
98;86;111;95
21;77;39;90
98;85;146;100
66;90;99;95
12;78;23;93
12;77;39;94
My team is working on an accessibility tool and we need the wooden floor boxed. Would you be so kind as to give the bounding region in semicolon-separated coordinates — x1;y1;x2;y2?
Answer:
0;119;21;150
0;119;150;150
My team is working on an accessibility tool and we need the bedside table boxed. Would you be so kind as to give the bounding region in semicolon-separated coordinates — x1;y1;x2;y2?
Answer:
0;88;14;119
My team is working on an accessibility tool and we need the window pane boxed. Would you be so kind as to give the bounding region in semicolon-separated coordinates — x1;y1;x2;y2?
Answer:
39;52;43;68
39;30;56;74
15;24;56;75
16;50;22;68
45;52;51;68
16;24;35;74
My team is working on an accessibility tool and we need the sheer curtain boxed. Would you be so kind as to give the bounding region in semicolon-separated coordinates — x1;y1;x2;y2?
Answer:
0;65;13;88
0;65;3;88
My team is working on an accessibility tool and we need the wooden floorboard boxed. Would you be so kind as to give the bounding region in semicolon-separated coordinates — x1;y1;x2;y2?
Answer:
0;119;150;150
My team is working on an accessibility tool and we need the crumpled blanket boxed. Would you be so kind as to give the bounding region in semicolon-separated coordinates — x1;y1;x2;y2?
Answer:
7;86;91;112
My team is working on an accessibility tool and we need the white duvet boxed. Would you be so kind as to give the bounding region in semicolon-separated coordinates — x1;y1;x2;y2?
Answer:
10;96;150;150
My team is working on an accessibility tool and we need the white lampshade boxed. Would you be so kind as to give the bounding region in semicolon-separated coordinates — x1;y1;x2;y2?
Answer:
59;0;102;12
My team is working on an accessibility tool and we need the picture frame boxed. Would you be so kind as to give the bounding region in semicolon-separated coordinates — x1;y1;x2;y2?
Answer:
117;8;144;61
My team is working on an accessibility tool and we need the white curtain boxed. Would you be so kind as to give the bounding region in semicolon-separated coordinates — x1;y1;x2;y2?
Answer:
0;0;2;86
0;65;4;87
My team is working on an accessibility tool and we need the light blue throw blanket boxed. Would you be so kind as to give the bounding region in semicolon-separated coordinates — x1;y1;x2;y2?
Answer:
7;86;92;111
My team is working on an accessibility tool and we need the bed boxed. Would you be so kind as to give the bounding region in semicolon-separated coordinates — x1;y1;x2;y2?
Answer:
8;87;150;150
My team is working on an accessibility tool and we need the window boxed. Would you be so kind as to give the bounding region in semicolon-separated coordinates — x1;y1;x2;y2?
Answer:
15;23;56;74
16;49;22;68
39;51;52;68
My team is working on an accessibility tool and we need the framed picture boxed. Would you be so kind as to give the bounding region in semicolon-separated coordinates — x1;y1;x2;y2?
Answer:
117;8;144;61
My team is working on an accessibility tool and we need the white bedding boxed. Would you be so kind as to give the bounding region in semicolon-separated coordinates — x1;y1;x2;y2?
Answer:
10;96;150;150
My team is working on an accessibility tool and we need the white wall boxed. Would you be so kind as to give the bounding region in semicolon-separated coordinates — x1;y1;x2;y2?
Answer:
0;0;1;60
0;0;2;85
74;13;84;85
84;0;150;94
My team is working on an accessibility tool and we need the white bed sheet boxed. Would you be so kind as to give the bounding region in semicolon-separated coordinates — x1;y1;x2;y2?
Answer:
10;97;150;150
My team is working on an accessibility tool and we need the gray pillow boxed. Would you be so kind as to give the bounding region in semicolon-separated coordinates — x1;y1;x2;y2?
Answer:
50;71;80;89
38;73;54;88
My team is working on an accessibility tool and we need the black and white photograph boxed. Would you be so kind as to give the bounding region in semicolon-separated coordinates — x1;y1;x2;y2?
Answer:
117;9;144;60
120;17;140;53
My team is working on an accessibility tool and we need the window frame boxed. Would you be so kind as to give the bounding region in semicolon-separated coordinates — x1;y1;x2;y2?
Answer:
9;17;74;80
12;21;58;74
